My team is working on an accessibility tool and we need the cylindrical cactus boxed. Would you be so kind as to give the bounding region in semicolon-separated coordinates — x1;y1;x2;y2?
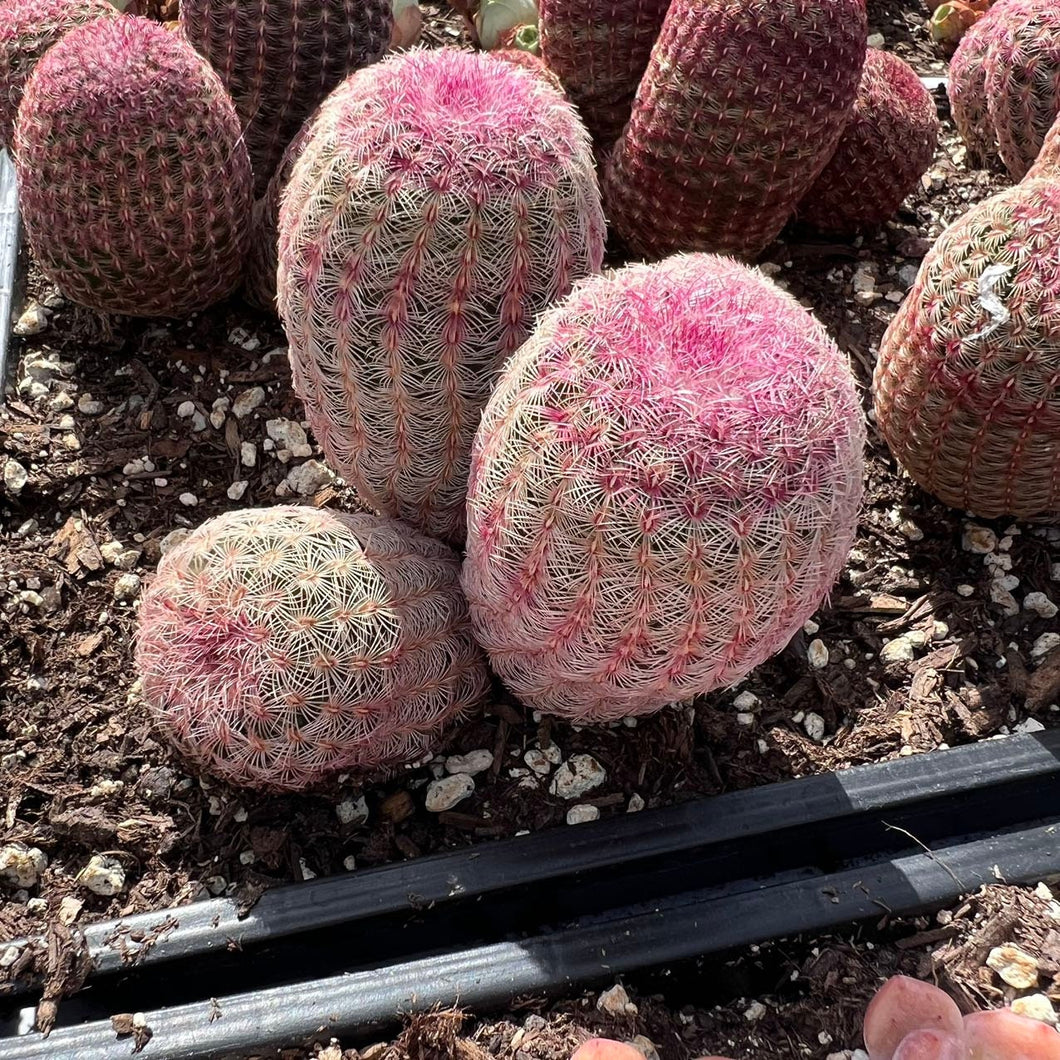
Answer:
601;0;867;261
278;49;605;544
14;16;252;318
539;0;671;148
947;13;999;166
796;50;940;236
462;254;866;722
135;506;488;791
1027;112;1060;178
873;179;1060;519
0;0;117;148
490;47;565;93
179;0;392;196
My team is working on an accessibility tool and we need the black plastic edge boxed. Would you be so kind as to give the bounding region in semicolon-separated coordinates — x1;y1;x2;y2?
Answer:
3;820;1057;1060
0;148;20;394
10;730;1057;986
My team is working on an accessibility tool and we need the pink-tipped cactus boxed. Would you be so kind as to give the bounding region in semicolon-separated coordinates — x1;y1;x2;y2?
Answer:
277;49;604;544
601;0;867;260
539;0;671;148
179;0;392;196
947;13;1000;166
462;253;865;722
982;0;1060;179
0;0;117;147
135;506;488;792
796;50;940;236
1027;112;1060;178
873;178;1060;519
14;16;252;318
490;47;565;93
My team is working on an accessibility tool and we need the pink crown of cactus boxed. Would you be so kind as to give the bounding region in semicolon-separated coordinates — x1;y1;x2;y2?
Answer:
14;15;252;318
462;253;865;722
277;48;604;544
135;506;488;792
873;178;1060;519
797;49;940;236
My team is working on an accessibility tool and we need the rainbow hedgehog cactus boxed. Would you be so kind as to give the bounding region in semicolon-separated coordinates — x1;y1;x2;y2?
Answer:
601;0;867;260
135;506;488;792
277;48;604;544
874;178;1060;519
180;0;393;195
0;0;117;147
14;16;252;318
462;253;865;722
797;49;939;236
947;14;999;166
1027;113;1060;178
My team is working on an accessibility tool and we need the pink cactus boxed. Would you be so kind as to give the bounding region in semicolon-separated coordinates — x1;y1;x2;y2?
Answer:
796;49;940;236
135;506;488;791
864;977;964;1060
277;48;604;544
570;1042;647;1060
947;13;999;166
462;253;865;722
1027;112;1060;179
0;0;117;147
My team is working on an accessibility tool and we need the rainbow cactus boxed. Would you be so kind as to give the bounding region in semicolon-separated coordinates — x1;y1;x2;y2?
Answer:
947;13;999;166
490;47;565;93
797;50;939;236
601;0;866;260
539;0;671;147
874;179;1060;519
462;254;865;722
180;0;392;195
277;49;604;544
1027;112;1060;178
135;506;488;792
14;17;252;318
0;0;117;147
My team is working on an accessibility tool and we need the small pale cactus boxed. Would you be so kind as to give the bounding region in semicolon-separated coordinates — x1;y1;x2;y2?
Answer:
462;254;866;722
1027;112;1060;178
947;13;999;166
135;506;488;791
873;179;1060;519
179;0;392;195
0;0;117;147
539;0;670;147
278;49;605;543
601;0;867;260
14;17;252;317
796;50;939;236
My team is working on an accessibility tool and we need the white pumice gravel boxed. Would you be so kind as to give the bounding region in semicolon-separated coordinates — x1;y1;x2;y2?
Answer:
78;855;125;897
425;773;475;812
444;750;493;776
549;754;606;799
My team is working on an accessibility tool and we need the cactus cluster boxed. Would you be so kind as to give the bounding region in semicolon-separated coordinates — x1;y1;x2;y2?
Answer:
277;47;604;544
14;16;253;318
948;0;1060;177
463;254;865;722
1028;112;1060;178
873;179;1060;520
135;506;488;791
539;0;670;148
0;0;117;147
601;0;867;260
179;0;393;195
797;50;939;237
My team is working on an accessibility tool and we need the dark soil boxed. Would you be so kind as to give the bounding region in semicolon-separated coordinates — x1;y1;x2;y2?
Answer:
1;0;1058;1047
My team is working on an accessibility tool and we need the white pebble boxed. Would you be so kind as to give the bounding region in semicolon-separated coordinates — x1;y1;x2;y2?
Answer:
178;492;198;507
286;459;332;496
112;573;141;603
78;855;125;897
14;303;48;336
0;844;47;889
866;31;885;47
177;400;195;418
1025;592;1058;619
1011;994;1057;1026
803;712;826;741
736;712;755;727
425;773;475;812
1015;718;1046;735
957;584;975;597
1051;564;1060;583
566;804;600;825
227;480;249;501
336;795;369;825
3;458;28;494
77;394;103;416
744;1000;767;1021
803;619;820;635
597;983;637;1015
1032;633;1060;660
734;690;759;710
444;749;493;776
524;749;554;775
550;754;606;799
807;638;829;669
240;442;257;467
880;636;915;664
232;386;265;418
627;793;645;813
990;582;1019;616
962;525;997;554
160;528;191;554
266;418;308;451
899;518;923;541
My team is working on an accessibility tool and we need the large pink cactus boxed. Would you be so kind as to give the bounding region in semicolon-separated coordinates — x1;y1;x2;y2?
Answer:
601;0;867;260
947;12;1000;166
135;506;488;792
462;253;865;722
1027;112;1060;178
277;48;604;544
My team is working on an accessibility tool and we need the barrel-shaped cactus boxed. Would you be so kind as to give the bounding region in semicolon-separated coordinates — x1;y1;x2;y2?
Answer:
463;254;866;722
601;0;867;260
873;179;1060;519
797;50;939;236
0;0;117;147
278;49;605;543
180;0;392;195
14;16;252;318
947;13;999;166
135;506;488;791
1027;112;1060;178
539;0;670;148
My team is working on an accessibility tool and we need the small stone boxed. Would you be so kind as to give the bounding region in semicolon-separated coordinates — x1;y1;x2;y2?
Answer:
179;492;198;507
205;875;227;896
867;31;884;47
807;638;829;669
266;418;308;451
899;518;923;541
77;394;103;415
566;804;600;825
209;410;226;429
957;584;975;598
803;618;820;635
736;712;755;727
550;754;606;799
444;749;493;776
629;1037;659;1060
524;749;554;775
113;573;141;603
0;945;19;968
744;1000;767;1021
880;636;916;664
344;856;357;871
4;458;28;494
286;459;332;496
176;400;195;418
160;528;190;554
1025;592;1058;619
0;844;47;889
1032;633;1060;660
336;795;369;825
734;690;759;710
1015;718;1046;735
986;944;1039;989
232;386;265;418
990;582;1019;616
627;793;645;813
14;303;48;335
1052;564;1060;582
227;480;249;501
597;983;637;1016
78;854;125;897
240;442;257;467
963;525;997;554
803;712;826;741
1011;994;1057;1026
19;590;42;607
50;390;74;411
425;773;475;812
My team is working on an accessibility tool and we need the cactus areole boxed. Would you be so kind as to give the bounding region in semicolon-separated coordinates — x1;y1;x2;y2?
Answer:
463;254;866;722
